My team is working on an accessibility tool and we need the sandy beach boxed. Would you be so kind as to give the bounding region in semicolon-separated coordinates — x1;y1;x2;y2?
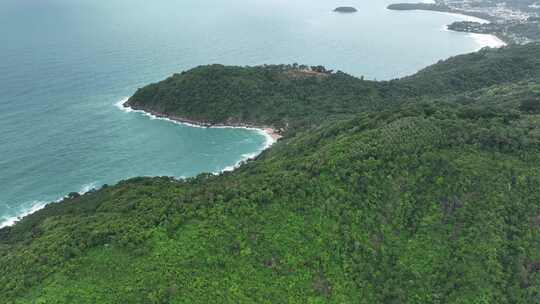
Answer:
468;32;507;49
431;11;508;49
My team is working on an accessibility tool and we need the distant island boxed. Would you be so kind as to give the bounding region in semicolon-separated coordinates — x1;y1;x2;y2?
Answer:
333;6;357;13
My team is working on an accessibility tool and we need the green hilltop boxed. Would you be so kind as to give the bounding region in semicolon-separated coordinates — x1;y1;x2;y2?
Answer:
2;44;540;303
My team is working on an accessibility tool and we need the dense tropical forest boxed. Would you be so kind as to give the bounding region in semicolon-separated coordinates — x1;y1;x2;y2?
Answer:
2;43;540;303
126;44;540;132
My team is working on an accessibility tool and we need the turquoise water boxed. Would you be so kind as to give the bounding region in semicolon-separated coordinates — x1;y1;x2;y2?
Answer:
0;0;491;227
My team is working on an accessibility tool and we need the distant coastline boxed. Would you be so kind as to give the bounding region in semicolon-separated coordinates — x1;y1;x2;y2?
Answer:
387;3;496;22
387;2;509;47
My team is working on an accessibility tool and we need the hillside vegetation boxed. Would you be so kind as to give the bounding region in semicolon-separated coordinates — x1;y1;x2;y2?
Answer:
2;44;540;303
126;44;540;131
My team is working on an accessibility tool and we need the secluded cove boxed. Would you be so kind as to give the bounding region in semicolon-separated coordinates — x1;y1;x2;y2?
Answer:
0;0;511;227
0;98;270;228
117;97;281;163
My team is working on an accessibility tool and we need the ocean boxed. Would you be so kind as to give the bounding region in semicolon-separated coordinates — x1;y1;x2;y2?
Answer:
0;0;503;227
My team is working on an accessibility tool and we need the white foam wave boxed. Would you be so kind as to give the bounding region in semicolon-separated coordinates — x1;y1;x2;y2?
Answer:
79;182;97;194
0;182;99;229
115;97;133;112
114;98;278;175
115;98;210;128
215;129;275;174
0;201;47;229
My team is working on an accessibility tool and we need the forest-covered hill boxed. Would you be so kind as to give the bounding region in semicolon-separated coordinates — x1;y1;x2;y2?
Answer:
126;44;540;131
2;44;540;303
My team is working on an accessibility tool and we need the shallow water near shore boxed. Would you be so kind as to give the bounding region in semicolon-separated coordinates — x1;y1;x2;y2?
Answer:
0;0;503;227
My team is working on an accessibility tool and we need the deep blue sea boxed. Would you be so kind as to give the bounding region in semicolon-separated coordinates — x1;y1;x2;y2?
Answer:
0;0;499;227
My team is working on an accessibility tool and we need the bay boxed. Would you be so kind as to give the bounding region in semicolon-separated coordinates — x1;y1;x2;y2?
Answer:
0;0;500;227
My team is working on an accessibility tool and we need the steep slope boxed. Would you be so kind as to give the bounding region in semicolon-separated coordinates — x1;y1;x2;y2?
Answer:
2;44;540;303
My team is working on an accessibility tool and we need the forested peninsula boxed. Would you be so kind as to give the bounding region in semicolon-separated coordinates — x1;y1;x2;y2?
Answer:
2;44;540;303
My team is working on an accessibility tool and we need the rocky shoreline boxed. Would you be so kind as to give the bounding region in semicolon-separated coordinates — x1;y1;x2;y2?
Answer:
122;101;283;142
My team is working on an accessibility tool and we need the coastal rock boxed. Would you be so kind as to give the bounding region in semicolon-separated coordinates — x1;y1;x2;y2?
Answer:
333;6;357;13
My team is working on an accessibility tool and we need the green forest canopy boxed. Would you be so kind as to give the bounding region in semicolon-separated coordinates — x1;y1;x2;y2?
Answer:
2;43;540;303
